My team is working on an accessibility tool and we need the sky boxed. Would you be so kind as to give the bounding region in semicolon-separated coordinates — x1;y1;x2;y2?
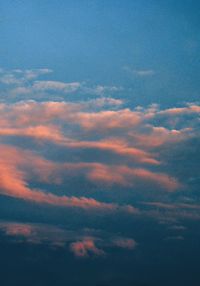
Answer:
0;1;200;285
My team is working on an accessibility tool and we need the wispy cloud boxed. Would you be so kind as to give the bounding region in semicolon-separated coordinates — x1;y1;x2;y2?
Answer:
32;80;81;93
0;68;122;101
0;68;52;85
123;66;155;77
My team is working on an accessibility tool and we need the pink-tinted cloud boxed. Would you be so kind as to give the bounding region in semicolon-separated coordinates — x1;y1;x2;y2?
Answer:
74;108;141;130
129;126;190;148
0;131;159;165
0;143;179;201
0;101;198;151
0;145;139;213
70;238;105;257
1;69;200;229
158;104;200;116
0;125;63;142
1;100;197;210
61;138;159;165
3;223;33;237
87;164;180;191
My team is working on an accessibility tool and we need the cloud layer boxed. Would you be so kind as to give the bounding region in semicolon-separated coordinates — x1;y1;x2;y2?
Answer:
0;68;200;226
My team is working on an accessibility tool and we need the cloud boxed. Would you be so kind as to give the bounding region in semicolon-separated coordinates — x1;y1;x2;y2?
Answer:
70;238;105;257
1;101;197;195
133;70;155;76
0;74;23;85
32;80;81;93
112;238;137;249
144;201;200;210
0;145;139;213
123;66;155;77
158;104;200;116
1;66;200;270
83;97;123;109
0;125;63;142
1;75;200;221
3;223;32;237
23;68;53;80
70;235;136;258
82;84;122;96
0;68;53;86
61;138;160;165
73;108;141;130
128;126;190;148
142;201;200;222
0;161;134;212
0;68;122;102
86;164;179;191
0;221;138;257
0;141;178;192
0;103;160;164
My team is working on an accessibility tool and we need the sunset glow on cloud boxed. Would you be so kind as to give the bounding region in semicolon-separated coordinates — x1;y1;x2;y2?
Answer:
1;2;200;285
0;72;199;214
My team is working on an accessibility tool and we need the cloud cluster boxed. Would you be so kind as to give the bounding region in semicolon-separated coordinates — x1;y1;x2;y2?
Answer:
0;68;200;222
0;144;139;213
0;98;199;211
0;68;121;101
0;221;137;258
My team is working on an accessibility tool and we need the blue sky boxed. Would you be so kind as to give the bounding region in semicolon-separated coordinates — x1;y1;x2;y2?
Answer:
1;0;200;105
